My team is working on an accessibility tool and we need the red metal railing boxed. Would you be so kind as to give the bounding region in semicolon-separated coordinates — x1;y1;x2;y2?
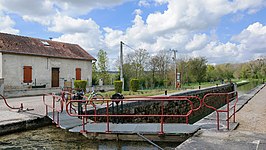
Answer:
42;93;64;127
202;91;238;130
0;94;33;112
65;96;200;134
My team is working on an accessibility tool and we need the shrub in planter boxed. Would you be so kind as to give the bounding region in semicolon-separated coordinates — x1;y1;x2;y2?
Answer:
130;79;140;92
74;80;87;91
114;80;123;93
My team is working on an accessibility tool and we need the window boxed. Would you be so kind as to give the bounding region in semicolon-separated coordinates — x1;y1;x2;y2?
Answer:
40;40;50;46
76;68;81;80
23;66;32;83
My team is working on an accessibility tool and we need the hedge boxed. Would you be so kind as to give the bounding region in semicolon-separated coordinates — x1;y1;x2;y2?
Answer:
114;80;123;93
130;79;140;92
74;80;87;91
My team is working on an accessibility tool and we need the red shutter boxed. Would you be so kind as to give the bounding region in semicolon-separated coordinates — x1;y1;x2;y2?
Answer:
23;66;32;83
76;68;81;80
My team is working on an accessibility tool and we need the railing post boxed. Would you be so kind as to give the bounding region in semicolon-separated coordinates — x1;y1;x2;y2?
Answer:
52;95;55;123
159;99;164;135
217;112;220;130
56;112;60;127
106;100;110;133
227;94;230;130
81;116;86;133
43;95;48;116
94;106;97;122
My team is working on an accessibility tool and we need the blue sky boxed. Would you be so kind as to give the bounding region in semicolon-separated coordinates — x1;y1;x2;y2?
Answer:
1;0;266;70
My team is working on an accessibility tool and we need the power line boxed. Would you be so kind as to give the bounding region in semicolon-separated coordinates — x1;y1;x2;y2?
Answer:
122;42;138;51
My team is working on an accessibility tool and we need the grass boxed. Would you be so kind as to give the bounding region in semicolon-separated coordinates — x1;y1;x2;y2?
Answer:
86;79;249;98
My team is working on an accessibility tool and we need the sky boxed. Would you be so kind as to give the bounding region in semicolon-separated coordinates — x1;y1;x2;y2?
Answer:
1;0;266;70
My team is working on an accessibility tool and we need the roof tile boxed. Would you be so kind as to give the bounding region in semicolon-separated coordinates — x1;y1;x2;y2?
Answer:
0;32;96;61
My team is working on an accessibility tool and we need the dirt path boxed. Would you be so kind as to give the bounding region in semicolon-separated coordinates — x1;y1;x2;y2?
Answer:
236;85;266;133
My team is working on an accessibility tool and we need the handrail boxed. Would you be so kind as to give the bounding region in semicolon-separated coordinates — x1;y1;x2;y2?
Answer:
65;96;197;134
202;91;238;130
0;94;34;112
43;93;64;126
0;94;21;110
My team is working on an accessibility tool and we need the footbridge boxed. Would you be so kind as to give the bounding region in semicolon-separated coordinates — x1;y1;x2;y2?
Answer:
42;90;238;142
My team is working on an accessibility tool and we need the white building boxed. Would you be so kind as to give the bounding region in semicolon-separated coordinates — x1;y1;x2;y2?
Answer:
0;32;95;96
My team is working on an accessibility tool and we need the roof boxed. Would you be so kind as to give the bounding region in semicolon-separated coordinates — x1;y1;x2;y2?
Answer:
0;32;96;61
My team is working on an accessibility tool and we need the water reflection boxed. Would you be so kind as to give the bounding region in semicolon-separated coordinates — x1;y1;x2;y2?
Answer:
237;80;262;96
0;125;175;150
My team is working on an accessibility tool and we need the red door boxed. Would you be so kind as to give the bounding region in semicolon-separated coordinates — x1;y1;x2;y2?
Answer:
76;68;81;80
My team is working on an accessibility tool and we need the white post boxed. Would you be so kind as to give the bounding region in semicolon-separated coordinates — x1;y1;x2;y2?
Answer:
120;41;124;90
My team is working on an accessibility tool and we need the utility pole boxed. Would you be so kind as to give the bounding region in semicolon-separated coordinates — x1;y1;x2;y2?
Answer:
171;49;178;89
120;41;124;90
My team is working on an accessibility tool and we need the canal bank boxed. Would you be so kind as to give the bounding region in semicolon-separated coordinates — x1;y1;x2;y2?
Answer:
177;83;266;149
0;96;51;135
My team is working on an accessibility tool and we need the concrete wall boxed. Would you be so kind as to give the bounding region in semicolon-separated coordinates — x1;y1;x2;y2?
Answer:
91;84;235;123
0;78;3;95
0;52;2;78
2;54;92;90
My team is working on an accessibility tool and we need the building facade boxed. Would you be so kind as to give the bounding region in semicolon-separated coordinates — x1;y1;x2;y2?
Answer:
0;32;95;93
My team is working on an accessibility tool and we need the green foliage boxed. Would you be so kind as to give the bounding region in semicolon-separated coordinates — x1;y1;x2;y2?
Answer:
188;57;207;84
74;80;87;91
114;80;123;93
130;79;140;92
92;63;98;85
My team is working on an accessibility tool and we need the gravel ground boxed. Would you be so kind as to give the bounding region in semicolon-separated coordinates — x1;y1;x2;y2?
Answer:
235;85;266;133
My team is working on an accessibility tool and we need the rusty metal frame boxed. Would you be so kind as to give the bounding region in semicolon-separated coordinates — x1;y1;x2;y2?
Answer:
65;96;200;134
42;93;64;127
202;91;238;130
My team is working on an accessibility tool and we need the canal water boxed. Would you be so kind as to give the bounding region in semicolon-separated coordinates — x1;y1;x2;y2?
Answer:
237;80;262;96
0;81;262;150
0;125;178;149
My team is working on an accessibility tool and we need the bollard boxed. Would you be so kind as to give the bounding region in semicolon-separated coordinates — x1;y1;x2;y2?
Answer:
111;93;124;124
165;90;167;95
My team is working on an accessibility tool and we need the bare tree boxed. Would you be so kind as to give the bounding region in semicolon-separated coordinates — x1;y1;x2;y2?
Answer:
126;49;149;78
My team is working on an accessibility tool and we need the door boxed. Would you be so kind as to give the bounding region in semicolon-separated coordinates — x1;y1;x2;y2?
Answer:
52;68;59;87
76;68;81;80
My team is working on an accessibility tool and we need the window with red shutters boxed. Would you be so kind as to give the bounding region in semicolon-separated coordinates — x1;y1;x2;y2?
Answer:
23;66;32;83
76;68;81;80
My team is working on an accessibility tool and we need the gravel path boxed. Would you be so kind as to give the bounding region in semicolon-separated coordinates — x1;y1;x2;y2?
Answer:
236;85;266;133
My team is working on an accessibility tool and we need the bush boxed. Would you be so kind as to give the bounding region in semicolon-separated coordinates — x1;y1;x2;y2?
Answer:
74;80;87;91
114;80;123;93
130;79;140;92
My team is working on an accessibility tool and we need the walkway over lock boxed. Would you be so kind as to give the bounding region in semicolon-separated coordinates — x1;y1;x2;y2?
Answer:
42;90;238;141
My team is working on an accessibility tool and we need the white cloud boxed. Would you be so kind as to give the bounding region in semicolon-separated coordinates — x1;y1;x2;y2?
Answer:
231;22;266;53
185;34;209;51
0;0;54;25
52;0;128;16
1;0;266;67
0;0;129;25
232;0;266;14
138;0;150;7
0;13;19;34
103;27;124;48
51;15;104;58
48;15;99;34
134;9;142;15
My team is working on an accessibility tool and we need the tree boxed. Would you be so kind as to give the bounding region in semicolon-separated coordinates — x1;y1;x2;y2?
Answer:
188;57;207;84
97;49;110;85
92;62;98;85
126;49;149;79
206;64;216;82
